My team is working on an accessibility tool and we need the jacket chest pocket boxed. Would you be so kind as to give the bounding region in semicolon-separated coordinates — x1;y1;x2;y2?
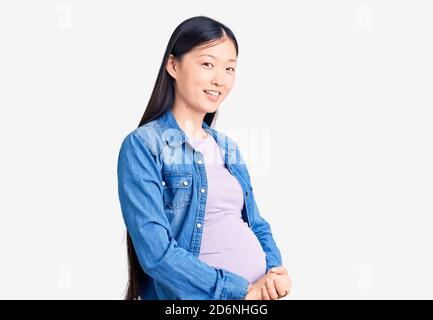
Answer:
162;172;193;209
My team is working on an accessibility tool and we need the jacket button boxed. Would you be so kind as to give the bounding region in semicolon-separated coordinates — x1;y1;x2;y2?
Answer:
197;159;203;164
200;188;206;193
162;181;166;186
196;223;202;228
183;181;189;186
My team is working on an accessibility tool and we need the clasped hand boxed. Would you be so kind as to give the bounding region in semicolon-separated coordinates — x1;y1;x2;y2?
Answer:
245;265;291;300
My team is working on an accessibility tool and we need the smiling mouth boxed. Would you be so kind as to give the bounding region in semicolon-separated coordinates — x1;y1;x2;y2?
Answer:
203;89;221;97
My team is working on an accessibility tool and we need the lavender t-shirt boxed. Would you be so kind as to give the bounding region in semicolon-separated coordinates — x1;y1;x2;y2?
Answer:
189;133;266;283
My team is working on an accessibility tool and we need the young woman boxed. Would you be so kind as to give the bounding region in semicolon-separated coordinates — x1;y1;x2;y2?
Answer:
117;16;291;300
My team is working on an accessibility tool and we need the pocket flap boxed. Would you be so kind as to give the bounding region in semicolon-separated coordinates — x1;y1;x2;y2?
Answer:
162;173;192;189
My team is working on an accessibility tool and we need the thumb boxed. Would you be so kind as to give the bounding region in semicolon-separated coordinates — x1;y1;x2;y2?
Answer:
270;266;288;275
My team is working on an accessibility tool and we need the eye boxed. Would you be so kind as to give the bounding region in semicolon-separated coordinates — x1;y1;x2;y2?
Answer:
202;62;214;68
226;67;235;73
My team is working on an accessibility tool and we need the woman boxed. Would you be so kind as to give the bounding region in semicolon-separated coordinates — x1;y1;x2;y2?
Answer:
117;16;291;300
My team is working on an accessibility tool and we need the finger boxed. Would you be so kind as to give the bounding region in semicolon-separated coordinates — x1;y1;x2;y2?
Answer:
261;285;270;300
287;277;292;295
284;275;292;295
266;278;279;300
274;274;292;295
274;280;287;297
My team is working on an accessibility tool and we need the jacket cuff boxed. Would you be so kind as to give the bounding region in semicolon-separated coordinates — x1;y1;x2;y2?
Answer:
221;271;249;300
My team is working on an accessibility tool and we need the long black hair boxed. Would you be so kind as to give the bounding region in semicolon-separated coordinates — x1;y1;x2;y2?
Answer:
125;15;239;300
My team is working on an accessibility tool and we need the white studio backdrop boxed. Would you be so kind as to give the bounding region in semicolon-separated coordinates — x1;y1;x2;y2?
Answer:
0;0;432;299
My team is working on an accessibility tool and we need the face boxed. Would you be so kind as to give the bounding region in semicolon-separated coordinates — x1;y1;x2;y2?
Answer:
166;37;237;114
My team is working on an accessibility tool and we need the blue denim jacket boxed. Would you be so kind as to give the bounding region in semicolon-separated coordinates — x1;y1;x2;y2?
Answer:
117;109;282;300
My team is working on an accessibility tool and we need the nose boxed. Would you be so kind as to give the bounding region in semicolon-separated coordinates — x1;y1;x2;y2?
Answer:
211;71;224;88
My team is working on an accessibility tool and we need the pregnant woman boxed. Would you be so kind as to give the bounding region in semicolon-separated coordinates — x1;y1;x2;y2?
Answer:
117;16;291;300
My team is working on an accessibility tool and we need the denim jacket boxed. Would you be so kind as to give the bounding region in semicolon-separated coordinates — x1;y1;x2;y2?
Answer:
117;108;282;300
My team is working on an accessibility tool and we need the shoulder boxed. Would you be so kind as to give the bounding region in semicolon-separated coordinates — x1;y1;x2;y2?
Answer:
121;119;164;156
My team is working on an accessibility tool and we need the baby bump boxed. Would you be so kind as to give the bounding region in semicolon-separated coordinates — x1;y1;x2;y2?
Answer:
198;216;267;283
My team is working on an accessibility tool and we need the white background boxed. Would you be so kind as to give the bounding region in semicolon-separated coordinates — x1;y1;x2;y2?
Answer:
0;0;432;299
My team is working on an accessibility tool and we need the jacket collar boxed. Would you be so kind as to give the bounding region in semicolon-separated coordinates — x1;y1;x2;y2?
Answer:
157;108;238;165
158;108;213;148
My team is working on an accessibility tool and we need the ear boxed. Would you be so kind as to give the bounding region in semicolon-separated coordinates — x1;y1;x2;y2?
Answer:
166;54;178;79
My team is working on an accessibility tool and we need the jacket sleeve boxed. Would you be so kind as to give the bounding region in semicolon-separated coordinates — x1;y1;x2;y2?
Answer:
235;142;283;273
117;132;249;300
249;188;283;273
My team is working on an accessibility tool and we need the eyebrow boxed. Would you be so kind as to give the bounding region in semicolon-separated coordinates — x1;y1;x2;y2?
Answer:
198;54;237;63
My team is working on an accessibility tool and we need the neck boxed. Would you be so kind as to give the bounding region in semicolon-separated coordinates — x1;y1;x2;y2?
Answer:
171;101;208;140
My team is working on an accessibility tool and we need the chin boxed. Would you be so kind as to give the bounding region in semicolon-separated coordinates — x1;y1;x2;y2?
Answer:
195;103;219;114
206;104;220;113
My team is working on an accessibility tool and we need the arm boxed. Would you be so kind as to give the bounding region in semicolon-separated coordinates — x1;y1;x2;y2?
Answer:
234;143;283;273
249;188;283;273
117;132;249;300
